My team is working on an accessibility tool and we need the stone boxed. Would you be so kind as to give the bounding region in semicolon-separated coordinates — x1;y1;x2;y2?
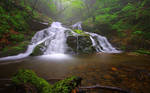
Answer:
67;36;96;54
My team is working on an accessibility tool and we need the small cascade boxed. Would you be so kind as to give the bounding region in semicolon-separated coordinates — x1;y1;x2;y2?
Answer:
87;32;120;53
72;22;121;53
72;21;82;54
72;21;82;30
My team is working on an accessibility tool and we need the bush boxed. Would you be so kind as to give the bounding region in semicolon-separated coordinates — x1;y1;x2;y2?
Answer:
10;34;24;41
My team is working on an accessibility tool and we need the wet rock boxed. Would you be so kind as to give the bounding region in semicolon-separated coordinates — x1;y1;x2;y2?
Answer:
67;36;96;54
31;44;44;56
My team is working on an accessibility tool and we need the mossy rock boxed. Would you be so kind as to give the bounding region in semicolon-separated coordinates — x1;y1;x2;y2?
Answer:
52;76;82;93
12;69;82;93
31;44;43;56
12;69;52;93
67;36;96;54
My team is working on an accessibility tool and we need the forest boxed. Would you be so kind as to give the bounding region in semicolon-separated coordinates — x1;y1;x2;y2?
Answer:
0;0;150;93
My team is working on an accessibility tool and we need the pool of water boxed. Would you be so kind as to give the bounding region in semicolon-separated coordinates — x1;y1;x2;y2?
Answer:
0;53;150;93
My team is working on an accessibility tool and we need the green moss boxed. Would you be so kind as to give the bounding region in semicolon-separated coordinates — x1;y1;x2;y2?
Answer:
31;44;43;56
12;69;52;93
73;29;89;36
135;49;150;55
12;69;81;93
52;76;80;93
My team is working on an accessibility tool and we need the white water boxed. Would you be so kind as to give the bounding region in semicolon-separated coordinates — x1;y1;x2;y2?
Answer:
72;22;121;53
0;21;120;61
0;22;69;61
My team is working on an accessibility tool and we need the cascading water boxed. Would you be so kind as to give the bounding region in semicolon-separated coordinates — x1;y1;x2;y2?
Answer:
0;22;69;61
72;21;82;54
0;21;120;61
72;22;121;53
43;22;68;54
87;32;120;53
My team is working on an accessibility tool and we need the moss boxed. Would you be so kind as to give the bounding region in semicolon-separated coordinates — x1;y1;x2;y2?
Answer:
135;49;150;55
31;44;43;56
12;69;53;93
73;29;89;36
52;76;81;93
12;69;81;93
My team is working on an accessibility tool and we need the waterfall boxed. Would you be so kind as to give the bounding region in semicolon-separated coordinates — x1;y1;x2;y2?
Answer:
0;22;68;61
72;22;121;53
43;22;68;54
0;21;120;61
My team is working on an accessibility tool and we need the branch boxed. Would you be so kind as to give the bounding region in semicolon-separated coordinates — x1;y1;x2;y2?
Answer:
79;84;131;93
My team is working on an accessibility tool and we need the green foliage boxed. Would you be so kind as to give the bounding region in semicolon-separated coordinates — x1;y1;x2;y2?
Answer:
0;5;29;33
143;32;150;39
10;12;28;31
12;46;24;51
71;0;84;9
1;41;29;56
133;30;143;35
99;8;111;13
95;13;117;23
140;0;147;7
112;20;131;32
122;3;136;12
10;34;24;41
0;6;5;13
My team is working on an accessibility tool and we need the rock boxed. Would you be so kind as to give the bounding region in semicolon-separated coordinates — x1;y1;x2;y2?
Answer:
31;44;43;56
27;20;49;31
67;36;96;54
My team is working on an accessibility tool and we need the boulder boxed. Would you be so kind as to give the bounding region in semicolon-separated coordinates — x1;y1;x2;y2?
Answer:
67;36;96;54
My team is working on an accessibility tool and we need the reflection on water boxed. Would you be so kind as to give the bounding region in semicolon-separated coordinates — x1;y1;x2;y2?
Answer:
38;54;73;61
0;54;150;93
